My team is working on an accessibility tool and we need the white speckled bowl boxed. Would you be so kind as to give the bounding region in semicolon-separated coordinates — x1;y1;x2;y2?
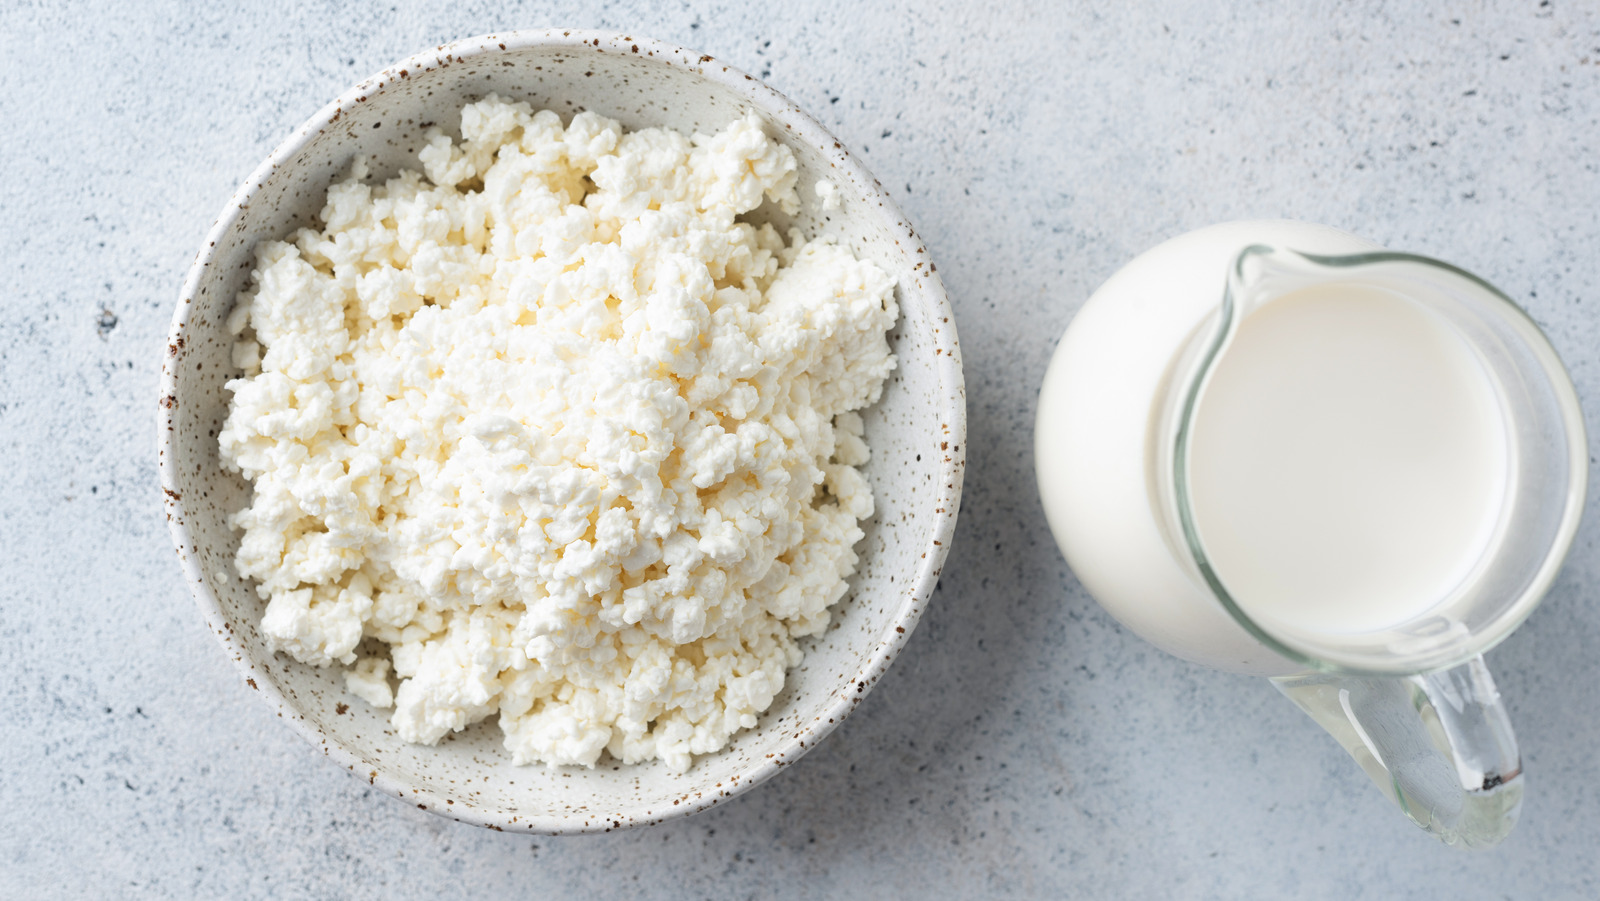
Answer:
159;30;965;834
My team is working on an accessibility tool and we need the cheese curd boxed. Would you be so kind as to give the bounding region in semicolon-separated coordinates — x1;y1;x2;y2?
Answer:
218;96;898;771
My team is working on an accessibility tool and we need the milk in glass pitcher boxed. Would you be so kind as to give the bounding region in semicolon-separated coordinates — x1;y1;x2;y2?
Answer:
1035;221;1587;848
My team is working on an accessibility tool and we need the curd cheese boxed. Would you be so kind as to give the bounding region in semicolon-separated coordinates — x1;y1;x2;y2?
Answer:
218;96;898;771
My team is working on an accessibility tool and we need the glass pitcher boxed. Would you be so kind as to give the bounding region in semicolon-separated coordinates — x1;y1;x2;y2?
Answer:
1035;221;1587;848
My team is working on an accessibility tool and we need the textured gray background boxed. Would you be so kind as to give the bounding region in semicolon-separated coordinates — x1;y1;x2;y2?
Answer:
4;1;1599;897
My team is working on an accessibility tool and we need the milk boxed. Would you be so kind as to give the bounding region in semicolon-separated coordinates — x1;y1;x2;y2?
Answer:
1035;220;1489;674
1186;283;1509;636
1036;221;1586;845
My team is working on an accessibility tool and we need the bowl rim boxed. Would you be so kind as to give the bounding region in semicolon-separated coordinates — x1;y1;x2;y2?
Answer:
158;28;966;834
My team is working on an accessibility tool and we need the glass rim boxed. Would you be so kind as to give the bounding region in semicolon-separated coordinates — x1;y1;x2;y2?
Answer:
1170;244;1588;676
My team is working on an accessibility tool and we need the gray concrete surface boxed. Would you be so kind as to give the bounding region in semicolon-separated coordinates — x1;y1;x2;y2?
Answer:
5;1;1600;897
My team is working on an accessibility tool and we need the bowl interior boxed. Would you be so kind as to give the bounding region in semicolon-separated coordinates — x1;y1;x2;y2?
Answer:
163;33;962;832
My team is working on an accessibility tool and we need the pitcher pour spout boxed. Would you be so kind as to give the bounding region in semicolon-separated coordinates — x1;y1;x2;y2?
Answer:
1273;656;1522;849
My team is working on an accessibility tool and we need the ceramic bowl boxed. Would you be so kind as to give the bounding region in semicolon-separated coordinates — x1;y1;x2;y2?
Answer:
159;29;965;833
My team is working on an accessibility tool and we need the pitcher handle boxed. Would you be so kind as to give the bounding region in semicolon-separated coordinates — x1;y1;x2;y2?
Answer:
1271;655;1522;848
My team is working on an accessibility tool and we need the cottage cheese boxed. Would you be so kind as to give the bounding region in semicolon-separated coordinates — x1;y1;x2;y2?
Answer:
218;96;897;771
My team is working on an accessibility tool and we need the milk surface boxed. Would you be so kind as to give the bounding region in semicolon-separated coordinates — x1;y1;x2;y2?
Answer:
1187;284;1509;635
